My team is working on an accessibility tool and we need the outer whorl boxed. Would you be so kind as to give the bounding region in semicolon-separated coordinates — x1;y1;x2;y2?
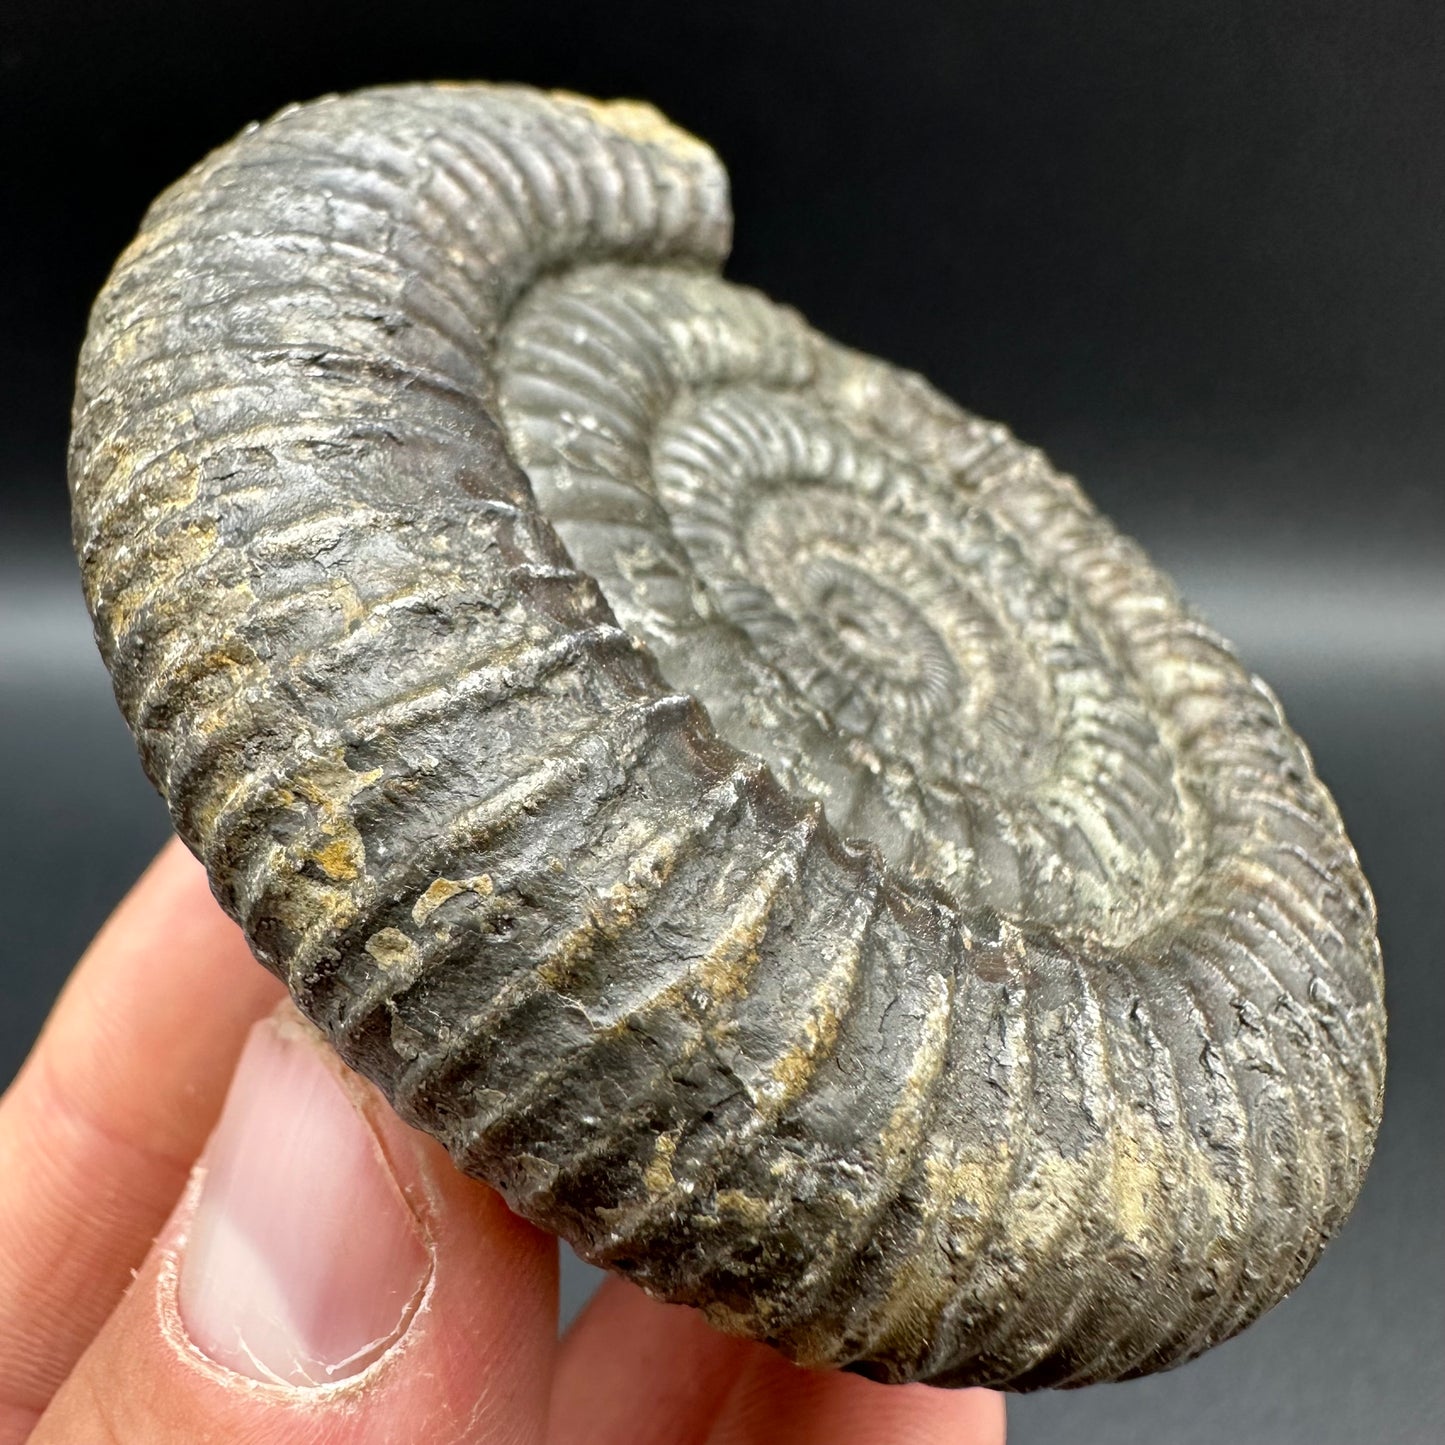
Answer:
69;84;1385;1390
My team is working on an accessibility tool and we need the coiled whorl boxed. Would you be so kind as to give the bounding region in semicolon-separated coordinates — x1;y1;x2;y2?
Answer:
69;84;1385;1389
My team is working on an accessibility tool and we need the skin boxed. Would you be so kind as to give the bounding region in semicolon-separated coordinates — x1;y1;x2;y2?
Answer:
0;838;1004;1443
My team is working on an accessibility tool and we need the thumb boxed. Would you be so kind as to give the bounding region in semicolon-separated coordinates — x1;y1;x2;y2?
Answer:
32;1006;559;1445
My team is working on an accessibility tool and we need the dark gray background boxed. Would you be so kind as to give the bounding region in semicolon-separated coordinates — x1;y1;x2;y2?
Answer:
2;3;1441;1440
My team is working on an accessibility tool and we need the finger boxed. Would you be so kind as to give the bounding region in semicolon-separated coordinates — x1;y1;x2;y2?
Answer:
549;1275;757;1445
705;1350;1006;1445
0;837;285;1439
32;1005;559;1444
553;1270;1005;1445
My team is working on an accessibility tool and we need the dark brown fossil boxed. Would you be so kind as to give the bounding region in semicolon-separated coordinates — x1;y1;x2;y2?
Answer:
68;83;1385;1390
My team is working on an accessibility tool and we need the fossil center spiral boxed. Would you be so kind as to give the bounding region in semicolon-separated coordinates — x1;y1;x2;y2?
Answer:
659;439;1054;799
499;264;1181;937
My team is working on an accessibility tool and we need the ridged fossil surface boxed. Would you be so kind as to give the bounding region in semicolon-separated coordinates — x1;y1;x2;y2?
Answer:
69;84;1385;1389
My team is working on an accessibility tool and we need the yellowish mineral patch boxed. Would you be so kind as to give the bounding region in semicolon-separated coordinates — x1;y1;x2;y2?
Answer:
643;1128;680;1196
365;926;419;970
291;754;383;886
716;1189;769;1225
313;836;361;882
554;91;715;165
412;873;495;925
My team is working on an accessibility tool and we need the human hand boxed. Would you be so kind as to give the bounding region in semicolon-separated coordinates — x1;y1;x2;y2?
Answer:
0;839;1005;1443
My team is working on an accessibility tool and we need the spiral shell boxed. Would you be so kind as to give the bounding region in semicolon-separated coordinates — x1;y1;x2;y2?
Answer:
69;84;1385;1389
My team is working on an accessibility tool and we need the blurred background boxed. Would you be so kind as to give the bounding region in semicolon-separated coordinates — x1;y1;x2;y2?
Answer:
1;3;1440;1439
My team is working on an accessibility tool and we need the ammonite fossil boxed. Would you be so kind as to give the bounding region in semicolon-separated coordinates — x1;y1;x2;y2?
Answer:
69;83;1386;1390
